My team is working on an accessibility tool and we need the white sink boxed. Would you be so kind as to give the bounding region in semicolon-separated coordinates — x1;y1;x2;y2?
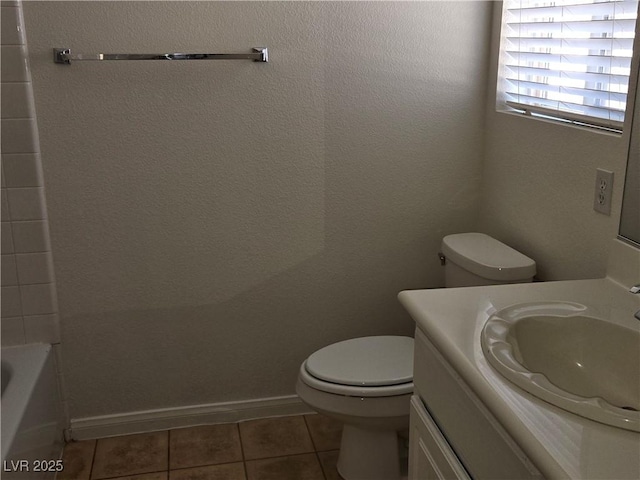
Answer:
481;302;640;432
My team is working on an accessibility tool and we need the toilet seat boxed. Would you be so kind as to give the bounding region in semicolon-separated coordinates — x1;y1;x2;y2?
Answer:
300;363;413;397
300;336;414;398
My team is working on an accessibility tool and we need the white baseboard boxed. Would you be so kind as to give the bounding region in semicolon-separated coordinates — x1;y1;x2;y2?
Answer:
68;395;313;440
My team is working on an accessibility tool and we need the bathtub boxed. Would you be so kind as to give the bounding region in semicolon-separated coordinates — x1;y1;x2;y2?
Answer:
1;344;64;479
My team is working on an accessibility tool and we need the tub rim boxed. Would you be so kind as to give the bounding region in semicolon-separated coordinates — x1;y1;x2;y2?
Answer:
1;344;53;461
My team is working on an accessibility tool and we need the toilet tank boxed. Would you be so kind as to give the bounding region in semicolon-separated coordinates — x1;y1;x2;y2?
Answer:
441;233;536;288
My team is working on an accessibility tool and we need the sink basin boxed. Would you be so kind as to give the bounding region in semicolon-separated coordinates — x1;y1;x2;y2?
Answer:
481;302;640;432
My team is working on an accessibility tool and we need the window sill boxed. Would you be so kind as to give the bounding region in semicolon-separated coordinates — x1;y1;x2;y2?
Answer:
495;108;624;138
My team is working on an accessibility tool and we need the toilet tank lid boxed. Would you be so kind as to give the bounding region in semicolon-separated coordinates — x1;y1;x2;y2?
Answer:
305;336;414;387
441;233;536;281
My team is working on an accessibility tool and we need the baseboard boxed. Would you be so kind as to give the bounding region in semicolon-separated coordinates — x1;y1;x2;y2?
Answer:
68;395;313;440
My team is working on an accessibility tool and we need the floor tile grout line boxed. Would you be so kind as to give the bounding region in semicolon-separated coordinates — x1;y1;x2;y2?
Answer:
236;422;249;480
302;414;320;452
243;461;249;480
237;420;249;464
167;429;171;473
169;459;247;472
88;438;98;480
243;450;320;464
315;451;328;480
235;422;245;462
89;468;167;480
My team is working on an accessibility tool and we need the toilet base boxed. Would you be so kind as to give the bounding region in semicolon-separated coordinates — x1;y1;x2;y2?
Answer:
336;424;402;480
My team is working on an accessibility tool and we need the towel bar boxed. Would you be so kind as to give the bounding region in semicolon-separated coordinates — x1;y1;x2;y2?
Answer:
53;47;268;64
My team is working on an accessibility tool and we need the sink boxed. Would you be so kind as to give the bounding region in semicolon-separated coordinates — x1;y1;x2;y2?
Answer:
481;302;640;432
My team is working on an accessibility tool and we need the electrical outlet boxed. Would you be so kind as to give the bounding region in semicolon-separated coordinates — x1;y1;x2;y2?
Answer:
593;168;614;215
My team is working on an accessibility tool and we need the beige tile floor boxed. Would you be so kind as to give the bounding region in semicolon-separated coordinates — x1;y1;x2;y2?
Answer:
56;414;344;480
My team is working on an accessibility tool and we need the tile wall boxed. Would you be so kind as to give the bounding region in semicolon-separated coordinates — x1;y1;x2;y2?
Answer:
1;0;61;347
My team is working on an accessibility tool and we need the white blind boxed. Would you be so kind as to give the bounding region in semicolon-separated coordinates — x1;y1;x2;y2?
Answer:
499;0;639;131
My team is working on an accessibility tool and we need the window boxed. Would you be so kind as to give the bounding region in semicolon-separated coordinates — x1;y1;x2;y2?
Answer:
497;0;639;132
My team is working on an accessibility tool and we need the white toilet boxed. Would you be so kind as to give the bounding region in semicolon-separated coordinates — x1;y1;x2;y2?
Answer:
296;232;536;480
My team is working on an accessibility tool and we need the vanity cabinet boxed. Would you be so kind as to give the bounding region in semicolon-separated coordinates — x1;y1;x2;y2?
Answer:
410;328;542;480
409;395;470;480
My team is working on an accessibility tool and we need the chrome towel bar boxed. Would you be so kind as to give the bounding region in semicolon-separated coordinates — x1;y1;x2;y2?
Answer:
53;47;268;64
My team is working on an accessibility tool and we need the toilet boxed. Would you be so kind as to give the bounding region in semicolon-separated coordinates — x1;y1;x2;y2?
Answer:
296;233;536;480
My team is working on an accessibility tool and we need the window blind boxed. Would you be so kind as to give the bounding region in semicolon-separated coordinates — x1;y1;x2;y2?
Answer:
499;0;639;131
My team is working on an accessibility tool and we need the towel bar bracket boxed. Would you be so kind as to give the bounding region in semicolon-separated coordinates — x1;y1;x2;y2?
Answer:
54;48;72;64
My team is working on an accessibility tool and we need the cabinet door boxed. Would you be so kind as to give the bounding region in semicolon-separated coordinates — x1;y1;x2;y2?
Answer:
409;395;470;480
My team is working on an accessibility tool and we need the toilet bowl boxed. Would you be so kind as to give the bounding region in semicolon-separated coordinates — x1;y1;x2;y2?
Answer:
296;233;536;480
296;336;414;480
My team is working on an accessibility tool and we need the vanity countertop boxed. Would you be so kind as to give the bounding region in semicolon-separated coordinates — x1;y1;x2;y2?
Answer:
399;277;640;480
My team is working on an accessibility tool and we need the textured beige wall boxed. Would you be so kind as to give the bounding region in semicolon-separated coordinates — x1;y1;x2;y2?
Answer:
479;3;632;281
24;1;491;418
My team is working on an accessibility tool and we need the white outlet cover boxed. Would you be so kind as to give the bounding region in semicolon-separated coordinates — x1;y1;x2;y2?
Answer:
593;168;614;215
